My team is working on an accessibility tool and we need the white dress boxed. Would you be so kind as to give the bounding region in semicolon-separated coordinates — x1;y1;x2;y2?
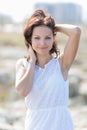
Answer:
22;57;74;130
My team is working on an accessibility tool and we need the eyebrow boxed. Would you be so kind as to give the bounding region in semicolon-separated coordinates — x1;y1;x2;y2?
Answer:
33;35;52;37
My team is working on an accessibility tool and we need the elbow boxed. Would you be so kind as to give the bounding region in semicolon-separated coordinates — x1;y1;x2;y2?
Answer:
19;91;28;98
15;84;29;98
74;27;81;36
20;93;28;98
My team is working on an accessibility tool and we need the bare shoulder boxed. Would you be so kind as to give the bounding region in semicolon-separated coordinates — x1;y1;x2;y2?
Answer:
16;58;24;67
16;58;26;72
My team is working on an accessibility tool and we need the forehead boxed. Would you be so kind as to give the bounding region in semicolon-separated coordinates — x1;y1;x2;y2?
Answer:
32;26;53;35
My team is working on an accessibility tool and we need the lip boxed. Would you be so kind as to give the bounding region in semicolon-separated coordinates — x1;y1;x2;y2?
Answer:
39;47;47;50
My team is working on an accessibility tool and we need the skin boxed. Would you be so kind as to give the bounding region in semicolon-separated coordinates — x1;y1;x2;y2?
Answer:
31;26;55;67
15;24;81;97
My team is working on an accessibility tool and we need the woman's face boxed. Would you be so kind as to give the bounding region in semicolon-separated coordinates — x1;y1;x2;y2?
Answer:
31;26;54;56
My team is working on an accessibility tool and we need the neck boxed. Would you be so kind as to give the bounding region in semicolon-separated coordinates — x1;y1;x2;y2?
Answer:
36;54;53;68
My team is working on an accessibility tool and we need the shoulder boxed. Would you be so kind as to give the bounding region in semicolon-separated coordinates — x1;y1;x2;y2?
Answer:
55;54;62;66
16;57;31;71
16;58;27;71
16;58;25;67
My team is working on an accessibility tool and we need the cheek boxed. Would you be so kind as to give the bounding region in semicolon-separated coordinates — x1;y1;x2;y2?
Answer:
32;39;39;45
31;42;38;50
49;39;54;46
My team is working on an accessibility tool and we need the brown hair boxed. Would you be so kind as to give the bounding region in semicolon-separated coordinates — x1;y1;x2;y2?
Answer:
23;9;60;57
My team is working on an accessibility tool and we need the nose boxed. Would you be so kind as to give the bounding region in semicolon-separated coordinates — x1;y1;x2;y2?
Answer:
39;39;46;45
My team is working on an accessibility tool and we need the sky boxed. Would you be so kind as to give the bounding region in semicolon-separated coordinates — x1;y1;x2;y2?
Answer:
0;0;87;23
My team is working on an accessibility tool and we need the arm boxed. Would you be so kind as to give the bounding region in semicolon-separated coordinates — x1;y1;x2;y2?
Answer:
15;45;36;97
55;24;81;80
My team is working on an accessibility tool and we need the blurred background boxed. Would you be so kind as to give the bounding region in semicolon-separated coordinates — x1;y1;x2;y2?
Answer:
0;0;87;130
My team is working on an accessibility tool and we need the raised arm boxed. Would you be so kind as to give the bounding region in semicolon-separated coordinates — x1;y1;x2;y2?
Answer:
55;24;81;80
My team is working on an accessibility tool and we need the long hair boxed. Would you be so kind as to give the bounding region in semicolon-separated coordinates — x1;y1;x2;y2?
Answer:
23;9;60;57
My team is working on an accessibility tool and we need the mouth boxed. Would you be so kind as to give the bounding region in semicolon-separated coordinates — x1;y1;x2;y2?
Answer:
39;47;47;50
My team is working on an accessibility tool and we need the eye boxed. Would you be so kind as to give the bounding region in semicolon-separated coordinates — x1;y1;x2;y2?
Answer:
34;37;40;39
45;36;51;39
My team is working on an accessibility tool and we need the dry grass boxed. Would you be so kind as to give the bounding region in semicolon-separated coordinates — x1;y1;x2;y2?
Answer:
0;31;24;46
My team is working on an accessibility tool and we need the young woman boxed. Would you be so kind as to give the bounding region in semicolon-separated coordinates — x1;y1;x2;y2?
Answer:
15;9;81;130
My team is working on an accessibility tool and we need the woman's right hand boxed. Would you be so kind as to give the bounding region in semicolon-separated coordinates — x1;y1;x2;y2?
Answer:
27;44;36;63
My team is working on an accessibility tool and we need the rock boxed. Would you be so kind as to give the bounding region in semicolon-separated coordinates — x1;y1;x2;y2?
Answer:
0;72;13;85
69;74;81;97
0;100;26;130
